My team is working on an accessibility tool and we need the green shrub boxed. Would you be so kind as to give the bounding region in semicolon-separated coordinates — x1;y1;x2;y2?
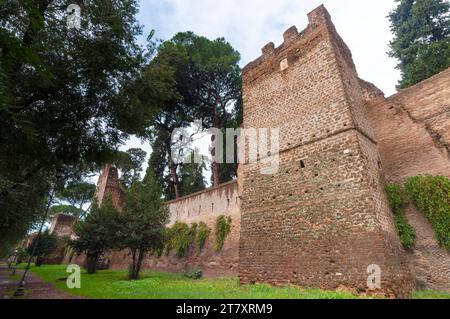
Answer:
393;212;416;248
405;175;450;249
184;266;202;279
196;222;210;250
386;183;416;249
190;223;197;239
214;215;232;252
166;222;197;257
163;242;172;256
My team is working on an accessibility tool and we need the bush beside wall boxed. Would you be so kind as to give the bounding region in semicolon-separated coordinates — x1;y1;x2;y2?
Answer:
386;183;416;248
405;175;450;250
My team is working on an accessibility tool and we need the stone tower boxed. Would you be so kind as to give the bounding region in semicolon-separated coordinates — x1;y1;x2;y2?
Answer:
95;164;124;210
239;5;414;297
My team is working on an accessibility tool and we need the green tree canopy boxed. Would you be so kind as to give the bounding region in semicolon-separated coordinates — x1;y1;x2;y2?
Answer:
56;181;96;216
389;0;450;88
69;195;120;273
48;204;83;219
179;149;207;196
170;32;242;186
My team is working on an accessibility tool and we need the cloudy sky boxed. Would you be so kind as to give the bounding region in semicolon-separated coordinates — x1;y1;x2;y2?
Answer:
137;0;401;94
122;0;401;181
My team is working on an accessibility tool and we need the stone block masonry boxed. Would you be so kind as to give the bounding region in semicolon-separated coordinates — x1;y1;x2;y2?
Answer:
105;179;241;277
363;68;450;183
239;5;414;298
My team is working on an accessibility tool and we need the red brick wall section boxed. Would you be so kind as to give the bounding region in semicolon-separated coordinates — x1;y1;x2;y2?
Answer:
404;204;450;292
95;164;125;210
363;68;450;183
239;5;414;298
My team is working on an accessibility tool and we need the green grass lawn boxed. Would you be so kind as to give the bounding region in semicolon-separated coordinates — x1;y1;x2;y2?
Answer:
25;265;450;299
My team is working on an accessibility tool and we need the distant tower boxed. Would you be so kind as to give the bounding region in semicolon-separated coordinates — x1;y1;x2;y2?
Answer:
239;5;414;297
95;164;124;210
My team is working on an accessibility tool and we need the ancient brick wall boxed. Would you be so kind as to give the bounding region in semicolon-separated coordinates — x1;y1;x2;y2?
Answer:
66;174;240;276
108;181;241;277
59;6;450;296
95;164;125;209
363;68;450;183
37;214;77;265
239;5;413;297
362;68;450;293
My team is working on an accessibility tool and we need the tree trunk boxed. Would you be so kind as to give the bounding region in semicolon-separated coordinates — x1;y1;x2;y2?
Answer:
166;145;182;198
135;249;144;279
86;253;98;274
129;249;136;279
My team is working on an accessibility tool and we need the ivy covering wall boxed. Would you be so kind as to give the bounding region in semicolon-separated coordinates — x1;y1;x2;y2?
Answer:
386;175;450;250
386;183;416;248
196;222;210;251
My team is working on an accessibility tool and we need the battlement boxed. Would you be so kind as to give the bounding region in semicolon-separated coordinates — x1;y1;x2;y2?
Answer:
243;5;354;86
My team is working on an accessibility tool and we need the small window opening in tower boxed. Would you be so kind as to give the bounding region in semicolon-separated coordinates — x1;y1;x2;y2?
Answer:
280;58;288;71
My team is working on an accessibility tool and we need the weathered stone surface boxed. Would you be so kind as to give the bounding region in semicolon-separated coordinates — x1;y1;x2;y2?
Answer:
95;164;125;209
59;5;450;297
49;214;76;238
404;205;450;292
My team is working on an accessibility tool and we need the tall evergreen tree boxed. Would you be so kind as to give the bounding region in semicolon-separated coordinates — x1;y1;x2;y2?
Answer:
146;136;176;200
175;32;241;186
389;0;450;88
0;1;163;251
137;32;242;198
